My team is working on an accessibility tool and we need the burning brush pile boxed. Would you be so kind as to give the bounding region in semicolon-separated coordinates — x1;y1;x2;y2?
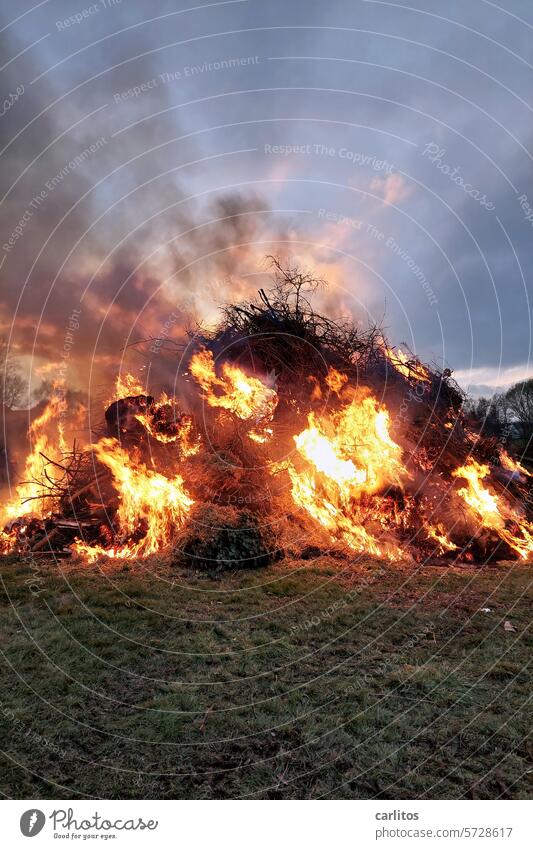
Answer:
1;263;532;568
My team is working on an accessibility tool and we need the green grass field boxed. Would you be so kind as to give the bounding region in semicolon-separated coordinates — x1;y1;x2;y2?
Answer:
0;553;531;799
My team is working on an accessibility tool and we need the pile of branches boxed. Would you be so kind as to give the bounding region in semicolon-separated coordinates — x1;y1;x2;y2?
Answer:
3;259;532;563
187;260;533;546
191;259;468;465
193;259;381;388
3;445;110;555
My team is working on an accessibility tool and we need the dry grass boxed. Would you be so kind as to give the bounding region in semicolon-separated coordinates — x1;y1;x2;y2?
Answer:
0;553;531;799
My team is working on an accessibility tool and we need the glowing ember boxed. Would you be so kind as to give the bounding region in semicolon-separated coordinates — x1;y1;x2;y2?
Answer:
189;348;277;440
426;523;457;553
453;460;533;559
72;437;193;561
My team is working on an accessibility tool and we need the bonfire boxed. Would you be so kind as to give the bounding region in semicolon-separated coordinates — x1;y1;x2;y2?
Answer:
1;261;532;567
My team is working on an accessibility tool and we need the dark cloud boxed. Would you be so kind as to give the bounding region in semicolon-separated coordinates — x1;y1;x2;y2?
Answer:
0;0;531;398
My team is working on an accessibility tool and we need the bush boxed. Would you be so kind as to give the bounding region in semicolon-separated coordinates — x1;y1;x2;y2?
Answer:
175;504;278;572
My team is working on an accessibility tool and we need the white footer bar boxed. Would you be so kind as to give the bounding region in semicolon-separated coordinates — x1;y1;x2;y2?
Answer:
2;799;531;847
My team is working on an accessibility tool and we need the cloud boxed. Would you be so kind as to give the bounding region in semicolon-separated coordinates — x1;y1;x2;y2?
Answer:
454;363;533;397
370;174;412;205
0;0;531;401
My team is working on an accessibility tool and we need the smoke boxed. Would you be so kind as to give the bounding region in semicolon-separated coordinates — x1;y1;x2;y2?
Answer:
0;3;299;402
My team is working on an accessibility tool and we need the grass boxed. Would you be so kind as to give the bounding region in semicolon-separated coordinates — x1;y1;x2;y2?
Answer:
0;552;531;799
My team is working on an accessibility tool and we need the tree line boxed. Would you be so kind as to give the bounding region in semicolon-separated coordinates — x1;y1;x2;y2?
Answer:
464;379;533;453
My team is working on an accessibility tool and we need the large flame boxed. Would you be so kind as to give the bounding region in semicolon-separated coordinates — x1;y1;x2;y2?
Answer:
189;348;277;440
0;389;69;553
453;460;533;559
72;437;193;562
1;371;196;559
286;386;408;557
2;359;532;566
1;390;67;528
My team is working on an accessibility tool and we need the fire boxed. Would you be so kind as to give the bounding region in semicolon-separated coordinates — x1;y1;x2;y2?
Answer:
0;526;18;554
454;461;500;516
381;342;430;383
2;349;532;566
295;422;367;489
134;392;200;456
106;373;145;406
500;449;530;477
189;348;277;440
135;408;200;455
72;437;193;562
286;386;408;557
108;375;201;456
426;523;457;553
325;367;348;395
453;460;533;559
1;390;67;530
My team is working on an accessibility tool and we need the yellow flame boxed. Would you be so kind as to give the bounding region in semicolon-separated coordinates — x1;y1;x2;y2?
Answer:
426;523;457;552
134;406;200;456
453;460;533;559
108;376;201;455
107;373;146;405
1;390;68;529
381;342;430;383
500;449;530;477
72;437;193;562
287;387;407;558
189;348;277;440
325;367;348;395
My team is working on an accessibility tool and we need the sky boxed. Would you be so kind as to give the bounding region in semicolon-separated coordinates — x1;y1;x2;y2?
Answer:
1;0;532;401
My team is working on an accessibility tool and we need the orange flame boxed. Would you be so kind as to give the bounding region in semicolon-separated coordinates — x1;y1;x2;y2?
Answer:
106;373;145;406
453;459;533;559
134;391;200;456
500;449;530;477
189;348;277;441
426;523;457;553
1;390;67;527
108;375;201;455
135;408;200;455
72;437;193;562
286;386;408;557
325;367;348;395
381;342;430;383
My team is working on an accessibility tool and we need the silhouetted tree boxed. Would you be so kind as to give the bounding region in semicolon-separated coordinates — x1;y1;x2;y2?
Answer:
505;379;533;444
464;393;507;438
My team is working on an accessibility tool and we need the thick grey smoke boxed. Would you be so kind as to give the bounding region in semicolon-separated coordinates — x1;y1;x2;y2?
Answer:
1;0;532;402
0;2;295;399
